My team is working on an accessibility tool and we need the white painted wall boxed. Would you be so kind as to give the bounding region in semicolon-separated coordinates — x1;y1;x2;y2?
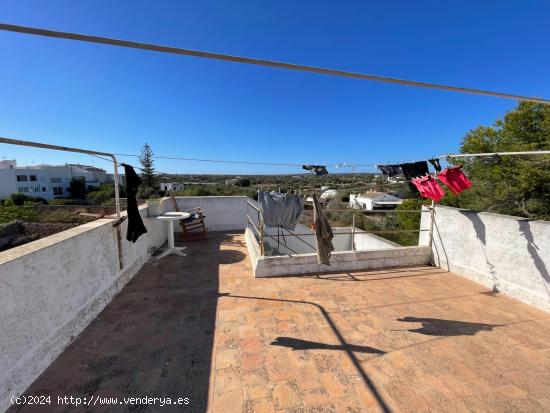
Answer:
420;205;550;312
0;204;167;411
246;228;431;277
0;164;109;200
163;196;252;231
353;229;401;249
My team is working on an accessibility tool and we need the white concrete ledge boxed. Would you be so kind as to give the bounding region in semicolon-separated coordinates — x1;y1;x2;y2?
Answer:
245;228;431;277
0;204;167;412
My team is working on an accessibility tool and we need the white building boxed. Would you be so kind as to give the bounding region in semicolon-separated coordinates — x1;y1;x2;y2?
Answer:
0;160;111;200
349;192;403;210
160;182;185;192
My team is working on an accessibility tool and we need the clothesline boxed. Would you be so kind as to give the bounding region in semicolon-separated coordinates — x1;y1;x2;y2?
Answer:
1;22;549;105
111;150;550;172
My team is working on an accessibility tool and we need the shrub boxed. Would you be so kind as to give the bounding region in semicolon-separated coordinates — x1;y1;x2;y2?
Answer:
49;199;75;205
0;206;40;223
40;210;91;224
8;193;31;206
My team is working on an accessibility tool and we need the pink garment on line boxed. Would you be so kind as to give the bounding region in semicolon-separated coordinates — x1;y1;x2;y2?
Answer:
438;165;473;195
411;175;445;202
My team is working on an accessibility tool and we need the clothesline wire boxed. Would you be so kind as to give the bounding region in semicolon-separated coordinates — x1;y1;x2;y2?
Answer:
0;22;549;105
109;151;550;171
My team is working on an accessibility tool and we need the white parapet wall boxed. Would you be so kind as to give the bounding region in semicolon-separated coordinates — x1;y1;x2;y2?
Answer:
0;204;167;412
246;228;431;277
420;205;550;312
163;196;251;232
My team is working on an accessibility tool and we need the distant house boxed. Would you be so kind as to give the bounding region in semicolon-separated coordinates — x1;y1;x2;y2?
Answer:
160;182;185;192
349;192;403;210
0;160;110;200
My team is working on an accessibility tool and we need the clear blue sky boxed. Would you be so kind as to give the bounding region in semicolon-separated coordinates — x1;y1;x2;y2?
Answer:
1;1;549;174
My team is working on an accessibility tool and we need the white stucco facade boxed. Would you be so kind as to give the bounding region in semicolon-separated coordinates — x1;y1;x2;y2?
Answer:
0;161;111;200
160;182;185;192
420;205;550;312
349;192;402;210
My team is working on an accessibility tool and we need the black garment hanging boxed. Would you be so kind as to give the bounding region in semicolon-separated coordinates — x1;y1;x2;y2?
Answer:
377;164;401;177
428;158;442;172
303;165;328;176
400;161;429;180
400;161;430;194
123;164;147;243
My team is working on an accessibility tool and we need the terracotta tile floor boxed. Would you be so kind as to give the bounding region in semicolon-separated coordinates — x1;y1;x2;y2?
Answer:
11;232;550;412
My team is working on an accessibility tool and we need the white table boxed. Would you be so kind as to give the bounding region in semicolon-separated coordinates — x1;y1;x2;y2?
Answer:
156;212;190;260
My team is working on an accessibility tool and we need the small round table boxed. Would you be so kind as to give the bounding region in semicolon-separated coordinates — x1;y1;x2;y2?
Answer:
156;211;190;259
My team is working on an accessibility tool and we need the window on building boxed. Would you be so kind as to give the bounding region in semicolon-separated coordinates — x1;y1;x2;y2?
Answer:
42;187;46;192
17;187;29;193
53;187;64;195
51;177;61;183
17;175;27;181
29;175;37;181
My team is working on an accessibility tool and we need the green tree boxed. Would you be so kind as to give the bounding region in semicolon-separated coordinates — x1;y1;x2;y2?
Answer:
445;102;550;219
139;143;157;189
68;177;87;199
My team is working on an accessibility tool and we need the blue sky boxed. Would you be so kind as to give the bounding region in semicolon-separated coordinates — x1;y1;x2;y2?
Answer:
1;1;549;174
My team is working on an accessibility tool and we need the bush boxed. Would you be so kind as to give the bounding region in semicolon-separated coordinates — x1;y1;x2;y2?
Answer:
0;206;40;223
49;199;75;205
68;177;87;198
40;210;91;224
136;185;157;199
8;193;31;206
87;183;115;205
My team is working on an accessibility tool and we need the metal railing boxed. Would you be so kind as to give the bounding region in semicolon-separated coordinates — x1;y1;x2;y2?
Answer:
246;201;433;257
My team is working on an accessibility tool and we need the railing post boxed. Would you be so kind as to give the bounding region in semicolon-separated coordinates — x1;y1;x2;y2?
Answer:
351;209;356;251
259;210;265;257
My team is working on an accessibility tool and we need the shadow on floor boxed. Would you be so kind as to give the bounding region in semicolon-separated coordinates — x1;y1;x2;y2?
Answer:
227;293;392;413
397;316;501;336
218;249;246;264
271;336;386;354
291;266;446;282
10;233;233;413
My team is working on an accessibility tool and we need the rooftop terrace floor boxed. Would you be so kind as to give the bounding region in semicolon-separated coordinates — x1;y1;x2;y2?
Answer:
11;232;550;412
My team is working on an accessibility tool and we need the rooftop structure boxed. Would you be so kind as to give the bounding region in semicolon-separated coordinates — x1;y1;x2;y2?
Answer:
350;192;403;211
1;196;550;412
0;161;112;200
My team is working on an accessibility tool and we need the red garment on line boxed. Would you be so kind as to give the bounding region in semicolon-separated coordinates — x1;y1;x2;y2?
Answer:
438;165;472;195
411;175;445;202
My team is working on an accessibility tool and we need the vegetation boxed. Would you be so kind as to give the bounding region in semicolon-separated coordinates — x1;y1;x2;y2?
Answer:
440;102;550;220
139;143;157;189
86;183;120;205
2;193;47;206
0;206;40;223
68;177;87;199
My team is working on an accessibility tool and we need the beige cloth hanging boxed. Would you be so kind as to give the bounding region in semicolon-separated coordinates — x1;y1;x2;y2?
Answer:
312;193;334;265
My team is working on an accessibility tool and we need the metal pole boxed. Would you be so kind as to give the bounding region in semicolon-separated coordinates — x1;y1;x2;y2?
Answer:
259;210;265;257
0;136;121;218
112;156;121;218
351;209;356;251
1;23;549;105
437;150;550;160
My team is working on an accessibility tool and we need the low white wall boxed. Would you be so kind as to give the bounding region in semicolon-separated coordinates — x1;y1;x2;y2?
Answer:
421;205;550;312
162;196;252;232
353;229;401;250
246;229;431;277
0;205;166;411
